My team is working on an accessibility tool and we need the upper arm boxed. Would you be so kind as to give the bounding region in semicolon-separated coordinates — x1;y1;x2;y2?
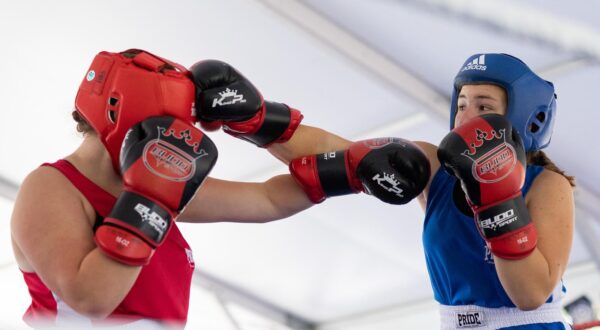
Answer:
179;175;313;223
413;141;441;210
10;167;96;299
527;170;574;281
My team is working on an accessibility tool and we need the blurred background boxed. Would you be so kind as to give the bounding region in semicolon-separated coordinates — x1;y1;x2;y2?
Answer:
2;0;600;329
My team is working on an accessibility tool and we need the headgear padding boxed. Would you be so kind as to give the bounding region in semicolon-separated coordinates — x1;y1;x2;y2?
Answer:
450;53;556;151
75;49;196;172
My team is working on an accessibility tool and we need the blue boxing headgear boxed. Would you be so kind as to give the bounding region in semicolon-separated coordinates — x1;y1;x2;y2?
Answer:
449;53;557;151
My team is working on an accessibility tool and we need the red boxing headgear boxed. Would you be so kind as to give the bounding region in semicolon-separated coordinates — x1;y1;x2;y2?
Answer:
75;49;196;172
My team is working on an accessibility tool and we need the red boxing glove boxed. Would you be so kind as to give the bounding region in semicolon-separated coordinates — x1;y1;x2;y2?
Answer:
189;60;303;147
437;114;537;259
290;138;430;205
95;116;218;265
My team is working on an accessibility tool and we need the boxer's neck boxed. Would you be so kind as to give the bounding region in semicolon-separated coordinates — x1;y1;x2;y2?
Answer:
66;134;123;196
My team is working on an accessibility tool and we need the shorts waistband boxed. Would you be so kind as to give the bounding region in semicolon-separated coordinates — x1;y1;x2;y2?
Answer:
439;303;567;329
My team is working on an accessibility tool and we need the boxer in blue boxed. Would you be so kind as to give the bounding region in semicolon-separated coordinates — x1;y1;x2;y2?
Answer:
195;53;576;329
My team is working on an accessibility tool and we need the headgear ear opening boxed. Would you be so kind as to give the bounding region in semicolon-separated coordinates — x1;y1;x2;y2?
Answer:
449;53;556;151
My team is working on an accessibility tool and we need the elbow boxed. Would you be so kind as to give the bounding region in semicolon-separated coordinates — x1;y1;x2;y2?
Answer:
512;294;548;311
65;295;117;319
254;207;305;223
508;280;556;311
252;215;284;224
515;301;544;312
58;283;118;319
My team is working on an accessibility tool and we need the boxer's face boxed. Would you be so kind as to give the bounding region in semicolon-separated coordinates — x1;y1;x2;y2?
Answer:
455;84;507;127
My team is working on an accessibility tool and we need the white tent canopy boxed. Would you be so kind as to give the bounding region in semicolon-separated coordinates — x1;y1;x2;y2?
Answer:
2;0;600;329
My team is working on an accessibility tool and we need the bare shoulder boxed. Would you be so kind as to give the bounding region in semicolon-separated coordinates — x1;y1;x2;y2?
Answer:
13;166;87;215
526;168;574;240
413;140;438;155
11;165;96;273
527;168;574;205
413;141;440;171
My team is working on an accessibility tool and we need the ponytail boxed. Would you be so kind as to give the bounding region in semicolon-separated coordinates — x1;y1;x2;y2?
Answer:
527;150;575;187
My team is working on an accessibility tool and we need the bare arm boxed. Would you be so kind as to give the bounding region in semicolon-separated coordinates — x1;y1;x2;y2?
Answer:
267;124;352;164
181;120;439;224
11;167;141;318
177;126;332;223
494;170;574;310
413;141;441;211
178;175;313;223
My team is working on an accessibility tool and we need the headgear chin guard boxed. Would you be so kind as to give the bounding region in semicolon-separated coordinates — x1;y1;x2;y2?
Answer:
75;49;196;172
449;53;557;151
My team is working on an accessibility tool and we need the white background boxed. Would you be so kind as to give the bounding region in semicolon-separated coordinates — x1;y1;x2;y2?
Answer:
2;0;600;329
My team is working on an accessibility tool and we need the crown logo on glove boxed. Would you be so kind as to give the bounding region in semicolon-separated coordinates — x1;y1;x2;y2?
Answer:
218;88;238;98
460;127;516;184
462;128;505;157
141;126;209;182
157;127;208;157
371;172;404;197
212;88;247;108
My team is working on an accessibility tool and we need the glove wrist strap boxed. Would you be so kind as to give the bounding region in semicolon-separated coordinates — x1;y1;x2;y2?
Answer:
475;194;537;260
104;191;174;246
475;194;530;239
238;102;298;147
316;150;358;197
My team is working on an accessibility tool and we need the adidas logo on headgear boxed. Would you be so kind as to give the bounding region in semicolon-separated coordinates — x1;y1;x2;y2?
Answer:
461;55;487;71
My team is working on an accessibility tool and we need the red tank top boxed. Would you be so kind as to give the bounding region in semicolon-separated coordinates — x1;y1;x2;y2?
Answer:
21;159;195;327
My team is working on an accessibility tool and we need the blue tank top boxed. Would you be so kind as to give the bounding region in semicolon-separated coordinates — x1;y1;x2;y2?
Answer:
423;165;565;307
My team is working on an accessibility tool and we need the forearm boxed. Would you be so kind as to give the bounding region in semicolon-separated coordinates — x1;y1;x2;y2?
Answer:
268;125;352;164
179;175;314;223
494;248;561;310
58;249;141;318
260;174;314;221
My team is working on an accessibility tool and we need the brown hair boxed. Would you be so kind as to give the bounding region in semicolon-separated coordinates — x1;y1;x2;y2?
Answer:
72;110;94;134
527;150;575;187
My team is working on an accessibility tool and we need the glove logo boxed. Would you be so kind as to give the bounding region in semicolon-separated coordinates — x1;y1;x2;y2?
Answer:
143;126;209;182
371;172;404;197
461;128;516;184
115;235;130;247
134;203;168;238
480;209;517;231
212;88;247;108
